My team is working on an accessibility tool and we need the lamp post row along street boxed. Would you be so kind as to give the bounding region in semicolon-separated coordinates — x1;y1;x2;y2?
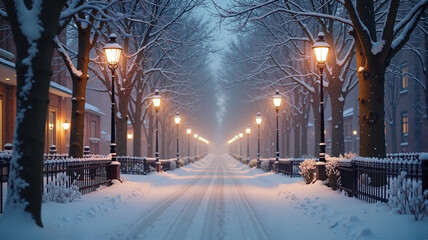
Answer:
256;112;262;168
174;112;181;168
312;32;330;180
103;33;122;180
246;124;251;164
152;89;161;172
272;89;282;173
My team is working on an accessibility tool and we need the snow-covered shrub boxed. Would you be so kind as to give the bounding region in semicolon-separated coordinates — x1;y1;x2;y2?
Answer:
299;159;316;184
248;159;257;168
178;159;185;167
261;160;270;172
189;157;195;163
359;174;371;186
43;173;81;203
169;160;177;170
388;171;428;221
344;152;357;159
149;165;156;172
326;159;341;190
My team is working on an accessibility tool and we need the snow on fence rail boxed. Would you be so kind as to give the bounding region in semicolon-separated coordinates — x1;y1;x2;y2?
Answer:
231;154;306;177
231;153;428;204
1;151;112;213
117;155;204;175
338;156;424;203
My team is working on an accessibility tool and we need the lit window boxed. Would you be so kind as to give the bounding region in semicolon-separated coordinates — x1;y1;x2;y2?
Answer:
401;63;408;91
48;110;56;146
91;120;97;138
401;112;408;143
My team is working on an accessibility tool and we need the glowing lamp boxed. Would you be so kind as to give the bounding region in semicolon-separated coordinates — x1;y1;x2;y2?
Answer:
256;112;262;125
174;112;181;125
152;89;161;110
62;120;70;130
273;89;282;109
103;34;122;66
246;125;251;134
312;32;330;65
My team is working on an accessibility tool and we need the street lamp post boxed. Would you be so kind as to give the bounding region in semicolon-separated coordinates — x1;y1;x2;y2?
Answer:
174;112;181;168
187;127;191;158
194;133;198;156
273;89;282;173
239;132;243;161
234;135;238;155
313;32;330;163
198;136;202;156
256;112;262;168
246;124;251;164
353;130;358;153
104;33;122;162
152;89;162;172
104;33;122;180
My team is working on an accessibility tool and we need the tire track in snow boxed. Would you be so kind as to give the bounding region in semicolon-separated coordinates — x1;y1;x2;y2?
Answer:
226;157;270;240
160;161;217;240
200;158;226;240
122;159;217;240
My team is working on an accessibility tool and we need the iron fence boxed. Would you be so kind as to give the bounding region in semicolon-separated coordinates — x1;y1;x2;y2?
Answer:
43;158;112;195
339;158;422;203
1;153;112;213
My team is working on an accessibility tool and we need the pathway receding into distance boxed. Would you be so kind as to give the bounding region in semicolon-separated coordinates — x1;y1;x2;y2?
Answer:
39;154;428;240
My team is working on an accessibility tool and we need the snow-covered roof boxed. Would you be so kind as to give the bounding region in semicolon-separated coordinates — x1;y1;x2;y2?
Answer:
49;81;72;98
85;102;105;116
328;107;353;121
0;54;72;98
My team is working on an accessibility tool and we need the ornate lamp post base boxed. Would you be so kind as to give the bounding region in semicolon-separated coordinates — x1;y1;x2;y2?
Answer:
155;161;162;172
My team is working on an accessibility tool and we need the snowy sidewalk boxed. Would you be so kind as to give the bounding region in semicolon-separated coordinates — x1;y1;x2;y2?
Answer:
1;154;427;239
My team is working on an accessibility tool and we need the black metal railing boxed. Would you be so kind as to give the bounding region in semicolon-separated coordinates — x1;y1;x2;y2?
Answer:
339;157;422;203
1;152;112;213
43;157;112;195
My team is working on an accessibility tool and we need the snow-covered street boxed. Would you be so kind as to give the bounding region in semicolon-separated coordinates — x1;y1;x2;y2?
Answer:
2;154;428;240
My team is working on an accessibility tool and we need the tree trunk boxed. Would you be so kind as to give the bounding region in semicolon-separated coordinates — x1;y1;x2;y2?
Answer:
69;26;91;158
133;118;142;157
358;65;386;158
293;121;301;158
285;126;291;157
300;114;309;156
116;93;129;156
311;99;320;157
161;117;166;159
329;96;345;156
145;111;154;157
2;0;65;228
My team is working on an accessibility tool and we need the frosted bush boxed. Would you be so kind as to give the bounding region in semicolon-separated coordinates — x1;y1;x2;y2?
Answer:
43;173;81;203
344;152;357;159
261;160;271;172
169;160;177;170
178;159;185;167
326;159;341;190
248;159;257;168
299;159;316;184
189;157;195;163
388;171;428;221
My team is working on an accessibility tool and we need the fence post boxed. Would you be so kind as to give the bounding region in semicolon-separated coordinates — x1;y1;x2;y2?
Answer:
316;162;327;181
84;146;90;155
4;143;13;152
49;145;57;154
420;153;428;194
